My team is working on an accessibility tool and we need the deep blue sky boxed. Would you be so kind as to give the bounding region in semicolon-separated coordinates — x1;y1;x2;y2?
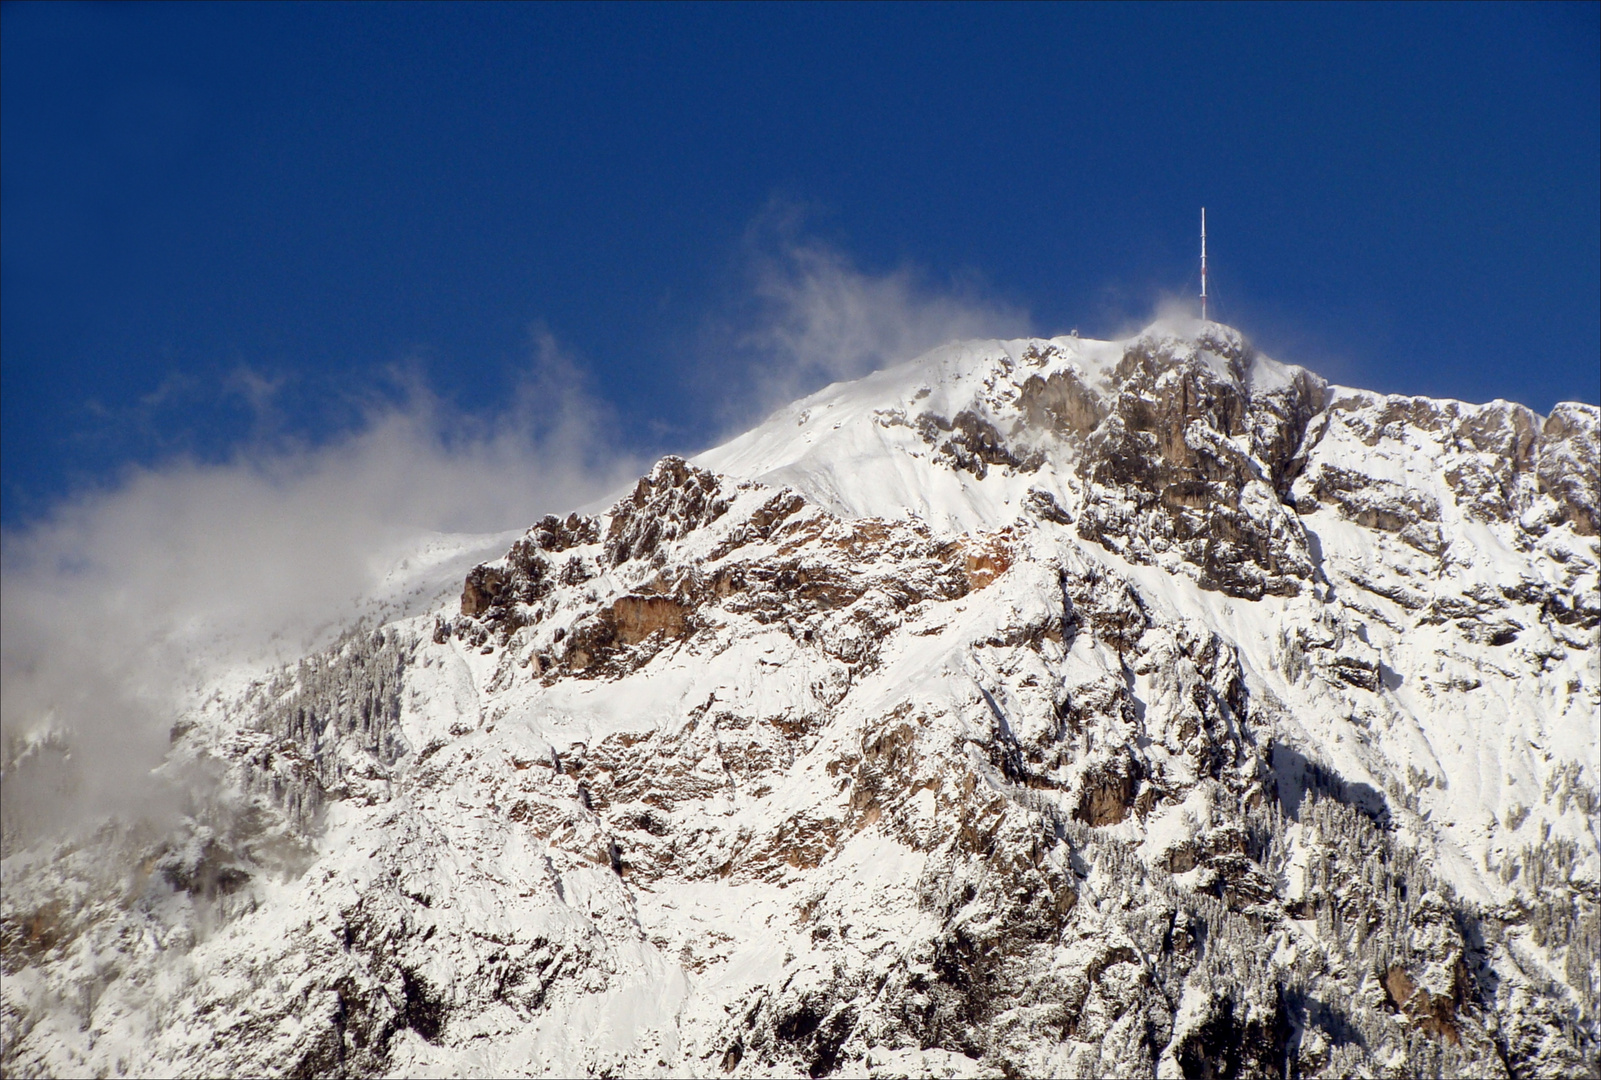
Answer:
4;2;1597;526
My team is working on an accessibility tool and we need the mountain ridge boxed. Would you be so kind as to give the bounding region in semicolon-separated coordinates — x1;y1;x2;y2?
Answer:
3;320;1596;1079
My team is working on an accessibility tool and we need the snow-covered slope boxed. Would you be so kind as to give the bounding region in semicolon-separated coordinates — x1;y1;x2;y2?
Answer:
4;321;1597;1079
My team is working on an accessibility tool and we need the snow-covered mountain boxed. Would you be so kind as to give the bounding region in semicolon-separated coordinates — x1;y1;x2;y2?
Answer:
4;320;1597;1078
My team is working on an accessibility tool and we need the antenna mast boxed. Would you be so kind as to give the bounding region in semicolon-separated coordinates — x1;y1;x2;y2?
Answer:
1200;207;1208;322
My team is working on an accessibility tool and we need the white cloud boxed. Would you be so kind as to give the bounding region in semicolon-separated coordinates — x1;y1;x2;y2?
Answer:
0;333;640;840
723;205;1032;415
1;220;1035;843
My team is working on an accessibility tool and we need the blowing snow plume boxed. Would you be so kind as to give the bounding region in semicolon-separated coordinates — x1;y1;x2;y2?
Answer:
706;206;1032;425
0;336;639;847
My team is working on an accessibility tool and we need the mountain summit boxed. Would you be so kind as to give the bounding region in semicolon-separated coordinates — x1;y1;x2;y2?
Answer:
4;322;1597;1078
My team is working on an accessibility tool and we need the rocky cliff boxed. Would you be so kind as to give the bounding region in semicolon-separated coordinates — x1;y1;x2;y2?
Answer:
3;321;1597;1078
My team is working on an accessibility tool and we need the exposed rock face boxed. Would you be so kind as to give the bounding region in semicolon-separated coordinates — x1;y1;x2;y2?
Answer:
605;455;730;565
3;322;1597;1080
1073;329;1329;600
902;327;1333;600
1018;361;1106;441
1538;403;1600;536
460;512;600;618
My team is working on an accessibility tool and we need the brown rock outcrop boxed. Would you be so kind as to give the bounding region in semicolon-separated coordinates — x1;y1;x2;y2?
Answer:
1536;403;1600;536
1074;332;1327;599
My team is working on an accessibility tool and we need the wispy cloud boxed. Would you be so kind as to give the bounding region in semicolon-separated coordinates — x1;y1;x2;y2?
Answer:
703;203;1033;424
1;332;639;840
2;213;1037;843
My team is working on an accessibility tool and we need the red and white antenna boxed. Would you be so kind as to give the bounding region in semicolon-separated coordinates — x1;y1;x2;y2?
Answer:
1200;207;1208;322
